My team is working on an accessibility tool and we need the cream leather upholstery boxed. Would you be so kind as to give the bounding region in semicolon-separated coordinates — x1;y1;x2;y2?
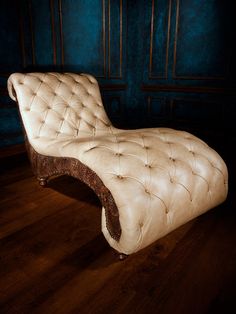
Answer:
8;72;228;255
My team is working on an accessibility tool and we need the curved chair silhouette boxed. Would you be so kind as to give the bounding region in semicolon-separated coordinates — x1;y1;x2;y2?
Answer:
8;72;228;257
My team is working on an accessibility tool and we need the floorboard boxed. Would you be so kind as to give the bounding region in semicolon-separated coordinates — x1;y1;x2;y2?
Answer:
0;156;235;314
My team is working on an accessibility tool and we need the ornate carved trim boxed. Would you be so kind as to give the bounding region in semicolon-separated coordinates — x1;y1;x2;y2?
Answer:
25;140;121;242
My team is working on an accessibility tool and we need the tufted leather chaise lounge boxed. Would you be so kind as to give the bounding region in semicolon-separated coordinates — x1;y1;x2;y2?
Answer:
8;72;228;256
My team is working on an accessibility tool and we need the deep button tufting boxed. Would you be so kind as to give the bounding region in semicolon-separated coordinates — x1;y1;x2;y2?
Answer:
7;72;228;256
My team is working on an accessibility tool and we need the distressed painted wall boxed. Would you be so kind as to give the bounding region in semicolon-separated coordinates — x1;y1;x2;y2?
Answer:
0;0;235;149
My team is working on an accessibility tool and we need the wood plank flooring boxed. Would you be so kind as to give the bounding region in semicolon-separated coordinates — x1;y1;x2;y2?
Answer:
0;156;236;314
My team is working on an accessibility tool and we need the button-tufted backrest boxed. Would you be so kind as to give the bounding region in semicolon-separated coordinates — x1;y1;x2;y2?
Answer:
8;72;112;141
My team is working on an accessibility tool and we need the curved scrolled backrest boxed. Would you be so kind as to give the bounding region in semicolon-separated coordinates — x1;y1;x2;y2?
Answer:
8;72;112;141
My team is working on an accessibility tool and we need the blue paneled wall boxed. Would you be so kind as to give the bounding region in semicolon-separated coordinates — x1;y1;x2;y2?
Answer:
0;0;235;149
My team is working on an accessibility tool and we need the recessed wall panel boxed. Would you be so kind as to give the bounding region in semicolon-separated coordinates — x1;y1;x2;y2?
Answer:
30;0;55;66
174;0;230;79
108;0;123;78
60;0;105;76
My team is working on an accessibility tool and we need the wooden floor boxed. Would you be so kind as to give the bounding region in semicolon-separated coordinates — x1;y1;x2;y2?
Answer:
0;155;236;314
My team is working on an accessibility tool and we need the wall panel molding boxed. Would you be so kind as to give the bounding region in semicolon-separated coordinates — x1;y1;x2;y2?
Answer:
173;0;228;80
142;84;235;94
58;0;64;67
50;0;57;65
103;95;123;117
28;0;36;66
101;84;126;91
170;97;224;126
147;96;167;117
149;0;171;79
108;0;123;79
58;0;106;77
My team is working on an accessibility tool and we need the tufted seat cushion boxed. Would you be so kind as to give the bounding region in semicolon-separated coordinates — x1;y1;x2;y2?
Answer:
8;72;228;255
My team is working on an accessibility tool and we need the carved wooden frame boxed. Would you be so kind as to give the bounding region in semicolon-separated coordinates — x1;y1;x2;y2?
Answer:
24;139;121;242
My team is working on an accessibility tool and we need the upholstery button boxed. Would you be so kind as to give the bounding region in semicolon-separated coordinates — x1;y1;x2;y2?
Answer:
170;178;174;183
145;164;151;168
117;175;123;179
115;153;122;156
145;189;150;194
169;157;175;162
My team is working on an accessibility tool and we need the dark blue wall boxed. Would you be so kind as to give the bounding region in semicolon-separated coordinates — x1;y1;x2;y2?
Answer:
0;0;235;149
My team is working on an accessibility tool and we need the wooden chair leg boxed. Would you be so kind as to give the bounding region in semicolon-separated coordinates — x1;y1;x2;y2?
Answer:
119;253;128;261
38;177;48;187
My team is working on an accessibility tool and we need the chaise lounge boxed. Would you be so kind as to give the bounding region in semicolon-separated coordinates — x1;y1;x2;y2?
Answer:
8;72;228;257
